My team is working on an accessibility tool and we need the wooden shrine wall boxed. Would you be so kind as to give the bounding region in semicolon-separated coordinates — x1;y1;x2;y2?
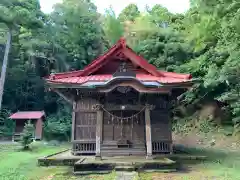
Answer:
75;98;98;141
148;94;172;153
151;110;171;141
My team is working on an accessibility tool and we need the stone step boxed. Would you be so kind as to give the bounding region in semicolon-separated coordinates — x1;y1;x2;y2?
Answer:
101;147;145;151
101;143;145;147
115;166;135;171
101;147;145;150
101;146;146;149
73;157;177;175
101;151;145;156
116;171;137;180
73;170;112;175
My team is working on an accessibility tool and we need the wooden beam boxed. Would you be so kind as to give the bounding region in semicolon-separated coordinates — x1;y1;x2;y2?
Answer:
93;104;103;160
54;89;73;104
145;104;155;159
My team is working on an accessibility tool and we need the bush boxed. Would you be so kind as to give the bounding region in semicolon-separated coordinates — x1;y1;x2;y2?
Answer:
0;108;14;137
44;115;71;141
20;121;34;150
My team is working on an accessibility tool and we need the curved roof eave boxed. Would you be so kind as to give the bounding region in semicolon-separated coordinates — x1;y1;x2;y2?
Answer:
46;76;195;89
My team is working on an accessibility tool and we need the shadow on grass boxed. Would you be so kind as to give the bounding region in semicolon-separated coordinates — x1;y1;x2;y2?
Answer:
53;167;73;177
172;144;240;173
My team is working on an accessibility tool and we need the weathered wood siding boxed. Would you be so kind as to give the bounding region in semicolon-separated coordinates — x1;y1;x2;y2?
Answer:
35;118;43;140
75;98;98;141
149;95;172;153
151;111;171;141
73;98;99;154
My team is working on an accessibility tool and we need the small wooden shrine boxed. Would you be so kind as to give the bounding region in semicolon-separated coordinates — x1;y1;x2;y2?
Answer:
46;38;193;159
9;111;45;141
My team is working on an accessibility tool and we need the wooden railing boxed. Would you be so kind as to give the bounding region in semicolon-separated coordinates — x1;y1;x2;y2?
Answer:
72;142;96;154
152;141;171;153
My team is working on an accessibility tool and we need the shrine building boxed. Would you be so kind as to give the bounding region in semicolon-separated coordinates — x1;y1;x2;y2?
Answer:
45;38;193;159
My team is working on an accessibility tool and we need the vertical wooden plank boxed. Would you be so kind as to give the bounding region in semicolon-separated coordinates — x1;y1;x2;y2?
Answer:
72;101;76;142
94;104;103;160
168;99;173;154
99;111;103;143
145;104;154;159
35;118;43;140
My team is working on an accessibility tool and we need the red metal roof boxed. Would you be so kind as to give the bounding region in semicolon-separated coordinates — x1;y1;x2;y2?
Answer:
46;38;192;85
9;111;45;120
48;74;191;85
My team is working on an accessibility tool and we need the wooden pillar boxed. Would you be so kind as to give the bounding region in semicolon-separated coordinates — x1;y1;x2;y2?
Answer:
145;104;155;159
93;104;103;160
168;95;173;154
71;101;76;155
169;102;173;154
72;101;77;142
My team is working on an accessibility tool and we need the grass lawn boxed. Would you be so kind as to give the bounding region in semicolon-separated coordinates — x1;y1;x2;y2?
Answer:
138;148;240;180
1;142;240;180
0;142;115;180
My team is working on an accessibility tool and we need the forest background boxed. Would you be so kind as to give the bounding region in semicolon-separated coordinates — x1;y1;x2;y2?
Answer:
0;0;240;141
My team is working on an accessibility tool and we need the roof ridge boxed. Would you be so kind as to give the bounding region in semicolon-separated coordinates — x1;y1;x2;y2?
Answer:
46;38;191;81
47;70;84;80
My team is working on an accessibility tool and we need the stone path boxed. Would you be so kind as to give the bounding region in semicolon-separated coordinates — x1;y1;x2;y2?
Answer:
116;171;137;180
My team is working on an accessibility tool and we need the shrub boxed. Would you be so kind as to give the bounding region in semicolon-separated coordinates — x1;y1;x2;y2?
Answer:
20;121;34;150
44;115;71;141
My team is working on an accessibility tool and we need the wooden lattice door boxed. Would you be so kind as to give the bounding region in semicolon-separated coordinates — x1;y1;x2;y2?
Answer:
75;112;96;141
103;110;145;144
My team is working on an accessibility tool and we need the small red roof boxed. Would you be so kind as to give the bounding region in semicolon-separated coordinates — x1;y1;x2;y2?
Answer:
46;38;192;85
9;111;45;120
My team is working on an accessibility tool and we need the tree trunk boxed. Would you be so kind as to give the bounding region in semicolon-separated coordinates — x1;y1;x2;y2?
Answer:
0;29;12;110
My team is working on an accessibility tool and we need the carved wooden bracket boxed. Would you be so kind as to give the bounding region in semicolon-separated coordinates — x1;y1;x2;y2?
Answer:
145;104;155;110
92;104;103;111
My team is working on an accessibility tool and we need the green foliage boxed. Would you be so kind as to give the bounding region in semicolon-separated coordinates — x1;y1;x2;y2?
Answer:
0;0;105;141
44;108;71;141
118;4;140;22
0;0;240;139
103;8;124;46
178;0;240;132
0;0;43;29
0;108;13;136
147;4;173;27
20;121;34;150
50;0;104;70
